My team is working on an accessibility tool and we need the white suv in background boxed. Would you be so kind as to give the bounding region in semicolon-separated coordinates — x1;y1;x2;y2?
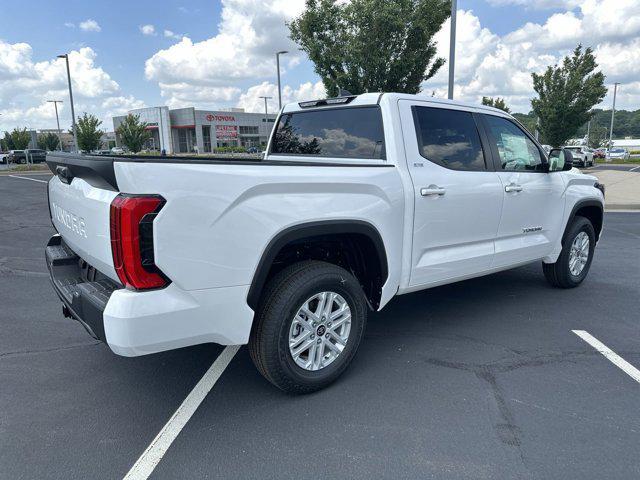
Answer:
565;146;594;167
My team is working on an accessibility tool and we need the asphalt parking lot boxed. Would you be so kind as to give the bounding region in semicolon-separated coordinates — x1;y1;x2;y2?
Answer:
1;173;639;480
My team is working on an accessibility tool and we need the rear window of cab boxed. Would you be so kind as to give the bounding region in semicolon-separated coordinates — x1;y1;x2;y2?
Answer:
271;106;386;160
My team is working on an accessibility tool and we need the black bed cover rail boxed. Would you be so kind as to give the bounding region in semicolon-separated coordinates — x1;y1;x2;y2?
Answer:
46;153;120;191
45;152;390;191
45;152;263;191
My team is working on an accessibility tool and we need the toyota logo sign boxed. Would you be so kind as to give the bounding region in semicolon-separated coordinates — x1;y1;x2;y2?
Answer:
205;114;235;122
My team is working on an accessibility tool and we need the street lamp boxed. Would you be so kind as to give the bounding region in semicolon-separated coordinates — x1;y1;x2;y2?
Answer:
58;54;78;152
608;82;620;153
275;51;288;110
259;96;272;147
448;0;457;100
47;100;64;151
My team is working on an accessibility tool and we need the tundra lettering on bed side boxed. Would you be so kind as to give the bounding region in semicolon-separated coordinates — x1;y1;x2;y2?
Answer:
51;202;87;238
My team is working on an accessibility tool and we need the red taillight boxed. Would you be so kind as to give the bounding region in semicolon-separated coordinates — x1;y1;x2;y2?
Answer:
109;194;169;290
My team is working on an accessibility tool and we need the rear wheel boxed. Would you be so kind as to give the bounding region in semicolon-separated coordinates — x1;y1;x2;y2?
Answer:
543;216;595;288
249;260;367;394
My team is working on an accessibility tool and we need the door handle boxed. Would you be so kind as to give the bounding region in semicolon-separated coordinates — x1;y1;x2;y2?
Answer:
505;184;523;193
421;186;446;196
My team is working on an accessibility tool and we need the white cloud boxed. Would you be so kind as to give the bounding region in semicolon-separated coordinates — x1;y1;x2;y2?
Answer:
163;30;183;40
0;41;142;132
236;81;326;113
486;0;582;8
140;24;157;36
424;1;640;112
431;10;499;86
64;22;75;28
159;83;241;109
101;95;147;127
79;19;101;32
145;0;306;106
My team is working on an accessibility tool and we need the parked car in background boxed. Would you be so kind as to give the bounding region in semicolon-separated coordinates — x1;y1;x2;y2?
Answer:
245;146;259;154
94;150;113;155
25;149;47;163
594;148;606;159
111;147;125;155
564;146;594;167
606;148;630;161
7;150;26;163
8;149;47;164
45;92;605;393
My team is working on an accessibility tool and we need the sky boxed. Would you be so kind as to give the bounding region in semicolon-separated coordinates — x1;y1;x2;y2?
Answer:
0;0;639;133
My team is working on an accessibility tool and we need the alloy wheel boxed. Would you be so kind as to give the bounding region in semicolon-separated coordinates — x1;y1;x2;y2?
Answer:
288;292;352;371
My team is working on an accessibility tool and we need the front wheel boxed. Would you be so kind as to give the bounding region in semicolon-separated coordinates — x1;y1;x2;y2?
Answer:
543;216;595;288
249;260;367;394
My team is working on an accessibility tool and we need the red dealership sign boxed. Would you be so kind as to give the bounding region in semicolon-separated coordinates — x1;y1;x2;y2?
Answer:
215;125;237;138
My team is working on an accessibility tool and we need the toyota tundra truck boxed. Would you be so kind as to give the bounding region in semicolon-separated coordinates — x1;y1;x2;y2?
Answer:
45;93;605;393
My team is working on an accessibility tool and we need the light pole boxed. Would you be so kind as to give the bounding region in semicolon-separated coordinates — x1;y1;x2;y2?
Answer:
58;54;78;152
608;82;620;154
47;100;64;151
276;51;288;110
448;0;457;100
259;96;272;147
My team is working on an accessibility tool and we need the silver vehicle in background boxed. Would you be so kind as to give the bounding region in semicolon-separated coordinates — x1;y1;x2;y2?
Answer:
606;148;630;161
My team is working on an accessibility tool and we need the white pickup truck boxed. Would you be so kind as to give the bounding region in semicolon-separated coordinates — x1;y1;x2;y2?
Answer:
46;93;605;393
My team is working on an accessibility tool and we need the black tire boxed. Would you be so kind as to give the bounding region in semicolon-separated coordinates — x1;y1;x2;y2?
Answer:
249;260;367;394
543;216;595;288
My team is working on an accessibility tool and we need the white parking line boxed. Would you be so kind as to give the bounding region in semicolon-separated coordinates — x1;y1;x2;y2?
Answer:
8;175;48;183
630;165;640;172
123;345;240;480
573;330;640;383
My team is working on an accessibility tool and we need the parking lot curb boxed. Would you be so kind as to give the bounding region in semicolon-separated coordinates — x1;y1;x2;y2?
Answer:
605;203;640;211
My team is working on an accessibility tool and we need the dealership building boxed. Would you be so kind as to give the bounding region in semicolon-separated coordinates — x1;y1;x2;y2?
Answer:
112;106;277;154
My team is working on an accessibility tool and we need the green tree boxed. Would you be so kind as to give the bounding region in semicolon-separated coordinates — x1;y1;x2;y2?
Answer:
511;113;541;140
482;96;511;113
586;124;609;148
531;45;607;147
116;114;151;153
1;132;14;151
75;113;104;152
289;0;450;97
574;108;640;141
10;128;31;150
38;132;60;151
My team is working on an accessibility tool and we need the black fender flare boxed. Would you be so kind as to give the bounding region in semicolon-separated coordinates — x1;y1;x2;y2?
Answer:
246;220;388;310
562;199;604;244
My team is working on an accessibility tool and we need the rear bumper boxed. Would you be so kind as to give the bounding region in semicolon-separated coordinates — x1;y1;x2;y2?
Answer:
46;234;118;342
46;234;255;357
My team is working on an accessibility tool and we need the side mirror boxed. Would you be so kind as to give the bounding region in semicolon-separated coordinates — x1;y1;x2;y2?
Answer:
548;148;574;172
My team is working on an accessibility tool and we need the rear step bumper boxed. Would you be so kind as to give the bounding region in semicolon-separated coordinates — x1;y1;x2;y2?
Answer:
46;234;120;342
46;235;255;356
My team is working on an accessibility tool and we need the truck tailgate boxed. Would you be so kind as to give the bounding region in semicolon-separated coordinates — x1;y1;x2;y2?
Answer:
48;175;119;282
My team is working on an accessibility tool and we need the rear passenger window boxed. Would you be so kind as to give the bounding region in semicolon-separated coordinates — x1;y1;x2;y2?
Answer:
412;106;486;171
271;106;385;159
